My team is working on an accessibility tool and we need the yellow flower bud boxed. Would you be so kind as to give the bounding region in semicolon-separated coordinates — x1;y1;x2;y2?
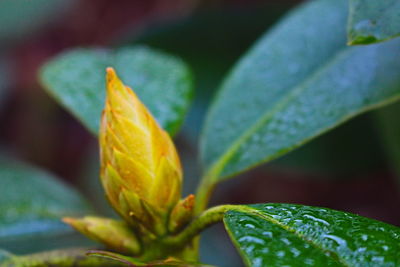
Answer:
99;68;182;235
62;216;140;255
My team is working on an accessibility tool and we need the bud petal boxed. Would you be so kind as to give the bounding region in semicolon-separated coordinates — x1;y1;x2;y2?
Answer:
168;194;195;233
63;216;140;255
119;188;158;234
151;156;182;210
99;68;183;235
101;164;126;215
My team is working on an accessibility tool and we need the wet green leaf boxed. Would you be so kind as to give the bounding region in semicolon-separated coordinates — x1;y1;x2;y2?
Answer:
40;46;193;136
201;0;400;181
348;0;400;45
224;204;400;266
0;157;92;253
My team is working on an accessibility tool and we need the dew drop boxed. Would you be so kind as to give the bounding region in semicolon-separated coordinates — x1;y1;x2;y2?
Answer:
303;214;330;226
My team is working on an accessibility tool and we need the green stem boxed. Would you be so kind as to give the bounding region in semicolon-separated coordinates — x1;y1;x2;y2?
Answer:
194;172;217;216
194;165;220;216
163;204;251;247
1;248;124;267
2;206;250;266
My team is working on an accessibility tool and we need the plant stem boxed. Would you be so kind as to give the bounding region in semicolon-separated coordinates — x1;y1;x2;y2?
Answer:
194;168;219;216
1;248;123;267
194;172;217;216
163;204;251;247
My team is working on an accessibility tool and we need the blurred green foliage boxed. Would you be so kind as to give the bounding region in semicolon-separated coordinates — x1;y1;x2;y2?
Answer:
0;157;93;254
40;47;193;136
0;0;73;47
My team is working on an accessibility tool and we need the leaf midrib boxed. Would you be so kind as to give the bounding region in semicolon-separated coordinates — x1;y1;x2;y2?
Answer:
205;46;351;181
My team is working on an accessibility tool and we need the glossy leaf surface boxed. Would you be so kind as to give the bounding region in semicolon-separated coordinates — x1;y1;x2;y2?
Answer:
40;46;193;135
348;0;400;45
224;204;400;266
0;157;92;252
201;0;400;181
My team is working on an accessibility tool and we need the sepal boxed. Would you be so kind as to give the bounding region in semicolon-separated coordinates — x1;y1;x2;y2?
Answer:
169;195;195;233
63;216;141;255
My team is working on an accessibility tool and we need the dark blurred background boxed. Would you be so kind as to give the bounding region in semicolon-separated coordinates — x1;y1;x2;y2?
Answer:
0;0;399;266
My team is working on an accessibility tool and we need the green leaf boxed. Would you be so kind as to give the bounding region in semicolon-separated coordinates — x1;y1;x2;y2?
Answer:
0;0;73;47
0;157;92;253
40;46;193;136
0;249;13;263
224;204;400;266
135;4;290;146
347;0;400;45
200;0;400;181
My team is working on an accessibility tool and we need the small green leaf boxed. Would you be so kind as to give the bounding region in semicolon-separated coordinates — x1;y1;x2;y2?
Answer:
348;0;400;45
0;157;92;253
40;46;193;136
201;0;400;181
224;204;400;266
